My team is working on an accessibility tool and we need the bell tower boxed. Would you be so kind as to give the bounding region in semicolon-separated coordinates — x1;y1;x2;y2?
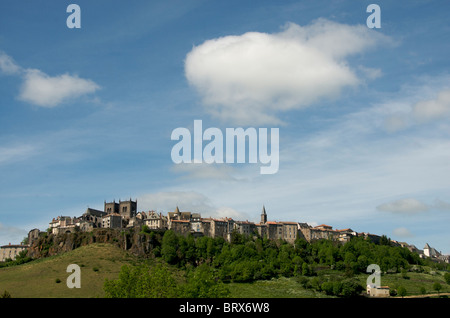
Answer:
261;205;267;224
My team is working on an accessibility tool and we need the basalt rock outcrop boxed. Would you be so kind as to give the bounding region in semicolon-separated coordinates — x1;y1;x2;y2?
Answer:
27;228;165;259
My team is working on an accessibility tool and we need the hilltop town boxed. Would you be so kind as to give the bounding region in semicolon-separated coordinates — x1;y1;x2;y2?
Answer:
1;198;449;264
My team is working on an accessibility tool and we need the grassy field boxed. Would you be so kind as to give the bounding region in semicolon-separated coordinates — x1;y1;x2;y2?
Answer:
0;243;139;298
227;277;335;298
355;270;450;297
1;243;449;298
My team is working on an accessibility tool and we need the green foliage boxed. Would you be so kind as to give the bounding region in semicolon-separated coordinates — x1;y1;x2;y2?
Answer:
444;272;450;285
104;263;178;298
181;264;230;298
140;225;151;235
397;286;407;298
1;290;11;298
103;262;229;298
433;282;442;294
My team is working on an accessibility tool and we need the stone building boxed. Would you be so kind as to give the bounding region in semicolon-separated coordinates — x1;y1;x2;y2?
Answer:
367;284;390;297
424;243;440;258
310;224;339;241
49;216;79;235
105;199;137;220
279;222;298;244
81;208;106;229
28;228;41;245
144;211;168;230
234;220;256;237
170;219;191;235
102;213;123;229
337;228;357;243
0;243;29;262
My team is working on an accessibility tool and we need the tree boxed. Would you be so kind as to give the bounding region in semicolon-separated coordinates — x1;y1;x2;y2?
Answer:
321;281;334;295
444;272;450;285
104;263;178;298
302;262;311;276
379;235;391;246
1;290;11;298
340;278;363;297
420;286;426;295
181;264;230;298
397;286;407;298
433;282;442;295
161;230;178;264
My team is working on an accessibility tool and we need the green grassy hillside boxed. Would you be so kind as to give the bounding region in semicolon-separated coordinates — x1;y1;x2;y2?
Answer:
0;243;139;298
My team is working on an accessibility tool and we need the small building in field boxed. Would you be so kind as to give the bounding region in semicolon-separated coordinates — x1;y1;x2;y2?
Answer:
367;284;390;297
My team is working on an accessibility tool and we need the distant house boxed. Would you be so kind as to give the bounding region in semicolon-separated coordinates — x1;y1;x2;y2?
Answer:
367;284;390;297
337;228;356;243
424;243;440;258
144;211;168;230
102;213;123;229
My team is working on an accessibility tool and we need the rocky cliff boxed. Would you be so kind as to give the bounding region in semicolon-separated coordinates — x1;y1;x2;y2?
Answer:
28;228;165;259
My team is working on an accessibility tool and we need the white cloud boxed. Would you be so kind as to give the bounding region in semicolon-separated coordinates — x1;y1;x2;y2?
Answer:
413;88;450;122
433;199;450;211
0;144;36;165
381;81;450;132
185;19;388;125
19;69;100;107
376;198;429;214
0;50;100;107
170;162;246;181
137;190;249;220
392;227;414;238
358;65;383;80
0;51;22;75
0;223;28;246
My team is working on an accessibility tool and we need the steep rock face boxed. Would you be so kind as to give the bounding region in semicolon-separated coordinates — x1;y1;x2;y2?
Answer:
27;228;165;259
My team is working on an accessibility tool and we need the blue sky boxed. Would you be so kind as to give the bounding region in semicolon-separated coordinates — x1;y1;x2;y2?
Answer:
0;0;449;254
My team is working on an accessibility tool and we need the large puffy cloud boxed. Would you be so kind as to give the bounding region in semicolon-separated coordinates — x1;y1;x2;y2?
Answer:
185;19;387;125
19;69;100;107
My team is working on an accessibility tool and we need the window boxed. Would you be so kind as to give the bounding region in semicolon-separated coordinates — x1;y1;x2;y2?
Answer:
122;207;127;213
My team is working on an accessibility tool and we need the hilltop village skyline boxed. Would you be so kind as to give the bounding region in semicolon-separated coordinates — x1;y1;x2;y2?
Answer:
1;198;448;264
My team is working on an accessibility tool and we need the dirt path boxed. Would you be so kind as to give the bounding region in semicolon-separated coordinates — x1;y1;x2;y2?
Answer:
403;292;450;298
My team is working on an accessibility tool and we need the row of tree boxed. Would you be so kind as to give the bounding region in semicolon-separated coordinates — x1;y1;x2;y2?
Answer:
155;229;423;282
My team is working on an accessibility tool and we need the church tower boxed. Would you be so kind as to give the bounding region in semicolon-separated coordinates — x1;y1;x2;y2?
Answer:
261;205;267;224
